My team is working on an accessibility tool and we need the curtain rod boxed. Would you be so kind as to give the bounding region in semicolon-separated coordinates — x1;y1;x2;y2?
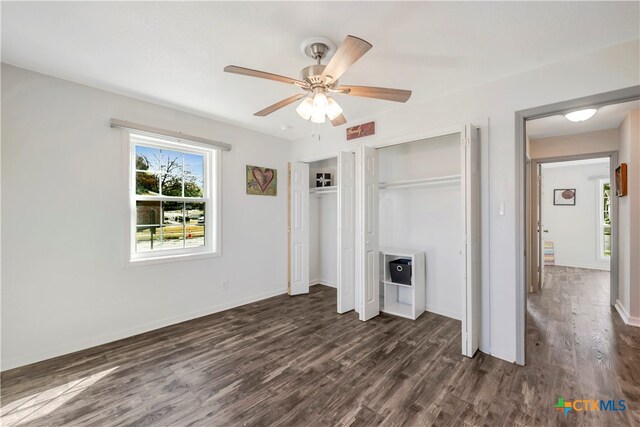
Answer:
110;118;231;151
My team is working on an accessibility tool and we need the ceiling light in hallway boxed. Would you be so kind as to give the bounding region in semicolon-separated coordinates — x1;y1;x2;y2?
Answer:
564;108;597;122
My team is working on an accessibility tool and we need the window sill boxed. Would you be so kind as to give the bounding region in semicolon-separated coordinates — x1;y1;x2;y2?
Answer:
127;251;221;267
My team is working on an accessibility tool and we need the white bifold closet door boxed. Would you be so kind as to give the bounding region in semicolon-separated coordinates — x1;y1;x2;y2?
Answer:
461;124;481;357
337;151;356;313
357;146;380;321
288;162;309;296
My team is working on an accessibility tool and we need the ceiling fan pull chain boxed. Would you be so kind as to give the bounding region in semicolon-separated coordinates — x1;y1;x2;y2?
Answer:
312;123;321;142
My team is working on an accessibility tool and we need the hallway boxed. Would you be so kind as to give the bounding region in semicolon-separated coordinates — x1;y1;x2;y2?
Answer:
527;265;640;423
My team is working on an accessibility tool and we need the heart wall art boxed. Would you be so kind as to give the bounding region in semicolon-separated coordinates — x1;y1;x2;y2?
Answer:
246;165;277;196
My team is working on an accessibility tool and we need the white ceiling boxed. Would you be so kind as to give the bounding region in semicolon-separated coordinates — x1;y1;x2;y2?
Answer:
2;2;639;140
527;99;640;139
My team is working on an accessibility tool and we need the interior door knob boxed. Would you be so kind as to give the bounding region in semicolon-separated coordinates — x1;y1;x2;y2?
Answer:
543;229;549;233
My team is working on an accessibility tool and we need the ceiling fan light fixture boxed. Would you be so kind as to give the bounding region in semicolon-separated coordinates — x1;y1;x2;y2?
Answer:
312;92;328;111
295;97;314;120
326;96;343;120
564;108;597;122
310;109;326;124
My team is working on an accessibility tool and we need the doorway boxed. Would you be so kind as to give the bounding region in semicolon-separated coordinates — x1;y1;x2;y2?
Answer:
527;157;613;362
516;88;640;365
529;157;613;293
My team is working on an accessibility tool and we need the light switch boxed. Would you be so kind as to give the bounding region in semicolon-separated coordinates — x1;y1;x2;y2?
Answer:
498;201;505;216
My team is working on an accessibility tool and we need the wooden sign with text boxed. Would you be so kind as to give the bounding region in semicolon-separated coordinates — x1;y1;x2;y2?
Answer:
346;121;375;140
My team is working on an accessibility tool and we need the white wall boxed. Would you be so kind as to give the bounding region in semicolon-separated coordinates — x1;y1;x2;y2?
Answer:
309;194;337;288
541;161;610;271
292;39;640;362
1;64;292;370
530;129;619;160
617;109;640;326
378;134;462;319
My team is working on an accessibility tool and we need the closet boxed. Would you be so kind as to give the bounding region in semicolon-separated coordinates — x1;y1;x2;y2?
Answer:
288;124;480;357
309;157;338;289
378;133;463;321
288;152;357;314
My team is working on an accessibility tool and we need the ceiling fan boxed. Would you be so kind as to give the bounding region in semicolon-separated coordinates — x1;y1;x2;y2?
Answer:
224;35;412;126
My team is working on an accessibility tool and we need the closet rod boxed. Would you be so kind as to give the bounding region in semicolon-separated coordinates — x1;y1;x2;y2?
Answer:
379;175;461;190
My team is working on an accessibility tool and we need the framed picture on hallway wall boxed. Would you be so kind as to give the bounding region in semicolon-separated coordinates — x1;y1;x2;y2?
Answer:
553;188;576;206
615;163;627;197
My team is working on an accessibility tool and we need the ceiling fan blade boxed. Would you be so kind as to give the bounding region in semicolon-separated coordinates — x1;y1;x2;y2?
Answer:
321;35;372;83
330;114;347;127
337;85;412;103
224;65;306;86
254;94;305;117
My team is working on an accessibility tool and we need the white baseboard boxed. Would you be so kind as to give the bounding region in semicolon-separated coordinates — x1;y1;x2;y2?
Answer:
1;287;288;372
614;300;640;327
425;304;461;321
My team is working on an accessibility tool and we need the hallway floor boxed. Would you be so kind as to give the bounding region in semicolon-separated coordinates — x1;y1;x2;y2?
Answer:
526;265;640;424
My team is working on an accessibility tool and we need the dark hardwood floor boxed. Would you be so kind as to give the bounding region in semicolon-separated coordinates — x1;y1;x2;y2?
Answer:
2;267;639;426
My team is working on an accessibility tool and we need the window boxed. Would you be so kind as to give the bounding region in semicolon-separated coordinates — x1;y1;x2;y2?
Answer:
128;133;220;263
597;179;611;260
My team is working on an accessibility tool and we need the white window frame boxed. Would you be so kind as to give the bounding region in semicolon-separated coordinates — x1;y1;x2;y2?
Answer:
596;178;610;262
125;132;221;265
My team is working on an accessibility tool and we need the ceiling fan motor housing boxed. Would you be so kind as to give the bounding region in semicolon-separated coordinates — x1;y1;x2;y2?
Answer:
301;64;328;87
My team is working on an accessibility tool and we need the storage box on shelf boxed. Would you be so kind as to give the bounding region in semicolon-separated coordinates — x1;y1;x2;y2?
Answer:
379;248;425;320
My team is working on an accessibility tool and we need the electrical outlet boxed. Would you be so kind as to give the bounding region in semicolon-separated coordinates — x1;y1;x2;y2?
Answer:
222;280;229;291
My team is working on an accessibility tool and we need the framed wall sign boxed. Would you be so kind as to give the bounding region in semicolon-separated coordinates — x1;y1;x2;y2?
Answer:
346;121;375;140
553;188;576;206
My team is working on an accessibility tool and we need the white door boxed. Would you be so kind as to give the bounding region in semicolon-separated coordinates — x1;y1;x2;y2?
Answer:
536;164;546;290
461;124;480;357
357;146;380;321
288;162;309;295
337;151;356;313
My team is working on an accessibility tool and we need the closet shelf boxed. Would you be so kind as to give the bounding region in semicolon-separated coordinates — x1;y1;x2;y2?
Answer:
382;280;413;288
310;186;337;194
379;175;461;190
